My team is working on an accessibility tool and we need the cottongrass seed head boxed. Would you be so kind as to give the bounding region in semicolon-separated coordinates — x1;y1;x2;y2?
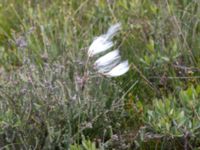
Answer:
88;23;121;57
88;23;129;77
94;49;121;73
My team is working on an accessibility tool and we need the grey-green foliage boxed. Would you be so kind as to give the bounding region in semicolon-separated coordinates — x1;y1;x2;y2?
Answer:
70;139;98;150
0;58;124;149
145;86;200;144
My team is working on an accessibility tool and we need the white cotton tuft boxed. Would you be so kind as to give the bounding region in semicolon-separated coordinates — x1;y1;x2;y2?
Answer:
105;23;121;40
94;49;120;67
88;23;121;57
88;35;113;57
94;49;121;73
88;22;129;77
104;60;129;77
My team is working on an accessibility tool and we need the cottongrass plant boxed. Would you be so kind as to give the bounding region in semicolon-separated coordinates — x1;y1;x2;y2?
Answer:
88;23;129;77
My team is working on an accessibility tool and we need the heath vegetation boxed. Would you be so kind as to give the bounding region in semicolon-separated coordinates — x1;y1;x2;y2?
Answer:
0;0;200;149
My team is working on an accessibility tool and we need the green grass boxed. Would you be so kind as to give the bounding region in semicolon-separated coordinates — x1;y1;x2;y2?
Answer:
0;0;200;149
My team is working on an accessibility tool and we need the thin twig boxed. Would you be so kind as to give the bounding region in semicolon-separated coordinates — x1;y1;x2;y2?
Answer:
149;76;200;79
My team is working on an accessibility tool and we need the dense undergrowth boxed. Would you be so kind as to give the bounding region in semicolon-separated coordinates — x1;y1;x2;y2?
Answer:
0;0;200;149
